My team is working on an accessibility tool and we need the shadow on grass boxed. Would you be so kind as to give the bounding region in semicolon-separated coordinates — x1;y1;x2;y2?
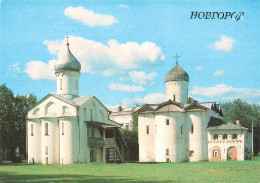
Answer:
0;171;172;183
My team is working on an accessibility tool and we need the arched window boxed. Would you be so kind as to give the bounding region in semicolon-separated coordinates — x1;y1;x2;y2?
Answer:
214;134;218;140
223;134;227;140
232;134;237;139
45;101;54;115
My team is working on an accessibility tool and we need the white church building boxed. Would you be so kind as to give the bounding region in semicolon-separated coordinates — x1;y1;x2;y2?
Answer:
26;41;127;164
137;61;252;162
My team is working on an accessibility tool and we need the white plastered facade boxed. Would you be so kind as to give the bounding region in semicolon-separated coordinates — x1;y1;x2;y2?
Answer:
138;63;250;162
27;95;115;164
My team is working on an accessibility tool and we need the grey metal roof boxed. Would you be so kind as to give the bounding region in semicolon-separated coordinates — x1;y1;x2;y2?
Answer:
72;96;93;106
165;63;189;82
54;44;81;73
207;122;248;130
51;94;77;106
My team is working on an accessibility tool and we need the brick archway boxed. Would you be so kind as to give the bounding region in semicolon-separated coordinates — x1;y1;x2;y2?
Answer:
227;146;237;161
211;146;221;161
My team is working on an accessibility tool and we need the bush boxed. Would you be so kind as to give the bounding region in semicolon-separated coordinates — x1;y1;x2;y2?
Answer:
257;152;260;157
247;153;254;160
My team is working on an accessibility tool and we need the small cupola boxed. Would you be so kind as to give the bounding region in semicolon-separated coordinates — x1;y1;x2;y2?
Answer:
165;62;189;82
54;39;81;73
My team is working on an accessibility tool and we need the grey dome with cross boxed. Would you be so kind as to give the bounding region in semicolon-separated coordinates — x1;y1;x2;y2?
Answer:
165;54;189;82
54;36;81;73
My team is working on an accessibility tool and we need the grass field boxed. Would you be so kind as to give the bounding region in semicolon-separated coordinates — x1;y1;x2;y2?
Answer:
0;158;260;183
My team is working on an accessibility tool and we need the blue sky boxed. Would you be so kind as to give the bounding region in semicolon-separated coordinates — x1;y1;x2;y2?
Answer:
0;0;259;108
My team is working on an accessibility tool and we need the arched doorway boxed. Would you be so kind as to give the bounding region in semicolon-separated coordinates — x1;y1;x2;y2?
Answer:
211;146;221;161
90;150;96;162
227;146;237;161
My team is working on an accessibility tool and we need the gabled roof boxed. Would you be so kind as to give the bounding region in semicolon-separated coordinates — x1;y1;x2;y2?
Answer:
185;103;208;111
134;104;159;113
72;96;93;106
207;122;248;130
155;100;184;111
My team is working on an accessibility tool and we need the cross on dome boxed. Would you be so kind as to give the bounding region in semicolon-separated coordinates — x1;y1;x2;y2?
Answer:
66;35;70;46
174;53;180;64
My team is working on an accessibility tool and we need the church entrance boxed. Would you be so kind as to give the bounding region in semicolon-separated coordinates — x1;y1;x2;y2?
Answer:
211;146;221;161
227;146;237;161
90;150;96;162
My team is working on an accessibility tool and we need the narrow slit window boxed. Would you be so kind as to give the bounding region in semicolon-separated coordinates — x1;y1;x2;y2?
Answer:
45;123;48;136
45;146;48;155
173;94;176;102
31;124;34;136
166;119;170;125
62;122;64;135
191;124;194;134
189;151;194;157
60;79;62;90
146;125;149;134
90;109;93;121
166;148;169;156
181;125;183;134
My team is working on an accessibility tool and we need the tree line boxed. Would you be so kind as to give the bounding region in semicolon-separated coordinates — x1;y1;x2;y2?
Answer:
0;84;37;163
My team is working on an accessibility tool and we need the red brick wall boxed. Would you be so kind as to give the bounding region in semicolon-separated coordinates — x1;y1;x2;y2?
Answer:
227;146;237;161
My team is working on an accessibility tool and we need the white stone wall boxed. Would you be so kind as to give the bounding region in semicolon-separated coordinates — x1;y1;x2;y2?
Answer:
41;118;60;164
166;81;188;104
56;71;80;98
138;113;156;162
155;112;188;162
27;120;41;163
59;118;79;164
208;130;248;161
187;111;209;162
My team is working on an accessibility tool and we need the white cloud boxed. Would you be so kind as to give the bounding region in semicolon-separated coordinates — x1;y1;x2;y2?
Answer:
119;4;129;8
64;6;118;27
211;35;236;52
121;71;157;85
108;82;145;92
24;60;56;80
196;66;202;71
25;36;164;80
214;70;225;77
47;36;163;74
190;84;260;101
121;93;165;107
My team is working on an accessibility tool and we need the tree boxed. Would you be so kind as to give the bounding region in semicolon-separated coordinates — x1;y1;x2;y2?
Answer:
221;99;260;155
0;84;37;162
120;112;139;161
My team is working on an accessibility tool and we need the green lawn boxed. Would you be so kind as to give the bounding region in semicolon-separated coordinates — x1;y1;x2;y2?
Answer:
0;159;260;183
